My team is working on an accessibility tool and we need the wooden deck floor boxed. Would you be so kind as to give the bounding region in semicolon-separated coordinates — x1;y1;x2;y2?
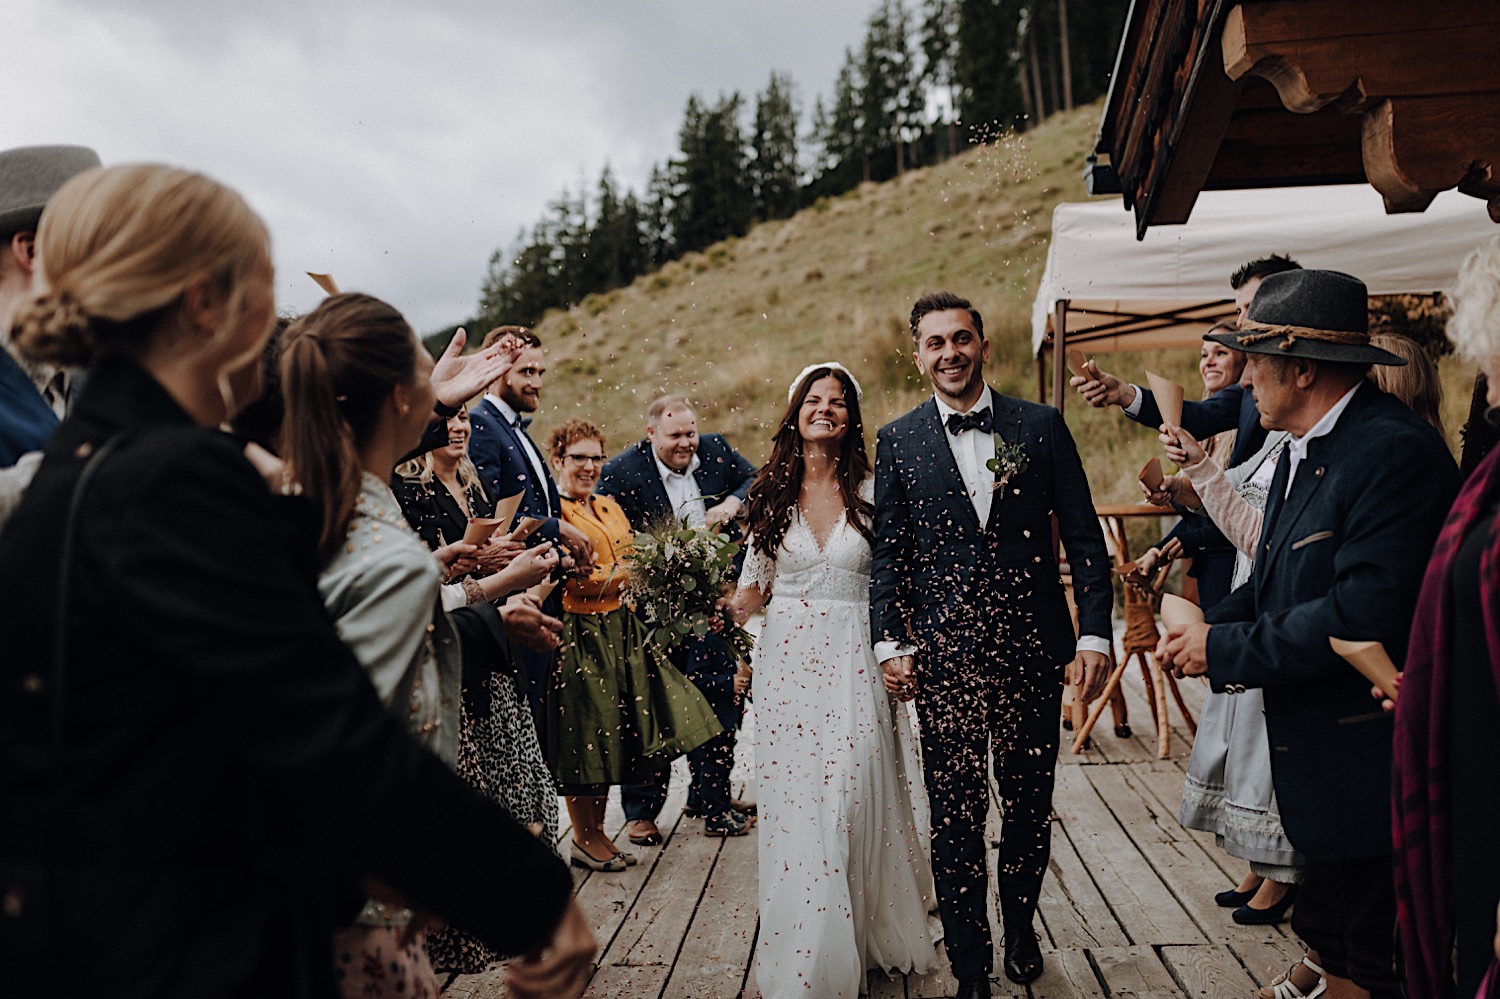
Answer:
446;663;1305;999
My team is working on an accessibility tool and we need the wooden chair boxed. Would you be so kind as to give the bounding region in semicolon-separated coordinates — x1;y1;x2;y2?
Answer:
1071;512;1198;758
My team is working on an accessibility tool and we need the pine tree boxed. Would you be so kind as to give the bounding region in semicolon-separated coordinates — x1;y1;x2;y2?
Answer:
750;72;801;222
668;93;753;255
920;0;961;158
955;0;1027;134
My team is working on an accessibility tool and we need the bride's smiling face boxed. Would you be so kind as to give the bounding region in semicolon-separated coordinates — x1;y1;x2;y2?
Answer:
797;375;849;446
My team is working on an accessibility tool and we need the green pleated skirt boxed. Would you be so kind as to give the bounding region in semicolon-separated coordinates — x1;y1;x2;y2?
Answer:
545;606;724;788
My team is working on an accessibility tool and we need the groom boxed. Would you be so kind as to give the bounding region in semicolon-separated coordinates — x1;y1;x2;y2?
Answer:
871;291;1112;995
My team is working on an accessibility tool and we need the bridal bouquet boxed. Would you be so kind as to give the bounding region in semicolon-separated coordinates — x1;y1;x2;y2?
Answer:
622;518;756;660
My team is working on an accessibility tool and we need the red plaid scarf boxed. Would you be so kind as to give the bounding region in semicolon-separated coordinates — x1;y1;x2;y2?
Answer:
1395;447;1500;999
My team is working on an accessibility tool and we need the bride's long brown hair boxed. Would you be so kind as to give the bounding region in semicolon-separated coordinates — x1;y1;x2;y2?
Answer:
746;366;873;560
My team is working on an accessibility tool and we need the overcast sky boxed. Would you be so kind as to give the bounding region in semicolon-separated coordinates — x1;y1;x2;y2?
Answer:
8;0;878;332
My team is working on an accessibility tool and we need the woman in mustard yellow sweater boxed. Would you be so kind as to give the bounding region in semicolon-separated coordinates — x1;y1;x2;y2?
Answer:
544;419;722;871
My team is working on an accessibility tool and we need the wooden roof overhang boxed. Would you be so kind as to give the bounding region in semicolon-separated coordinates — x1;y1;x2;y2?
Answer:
1093;0;1500;238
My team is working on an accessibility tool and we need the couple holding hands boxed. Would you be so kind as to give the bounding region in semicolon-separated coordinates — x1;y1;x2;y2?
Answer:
741;290;1112;999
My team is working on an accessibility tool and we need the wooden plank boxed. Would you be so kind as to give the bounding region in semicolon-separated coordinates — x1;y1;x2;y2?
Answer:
661;835;758;998
865;969;905;999
1028;947;1107;998
1090;946;1187;998
584;964;670;999
1232;939;1312;988
1037;818;1131;949
1087;766;1284;948
1160;943;1262;996
595;811;722;968
574;789;695;962
1052;767;1206;946
1124;760;1245;887
905;941;963;998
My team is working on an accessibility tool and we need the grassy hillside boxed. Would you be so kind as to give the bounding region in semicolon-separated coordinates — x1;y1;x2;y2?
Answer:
527;100;1477;508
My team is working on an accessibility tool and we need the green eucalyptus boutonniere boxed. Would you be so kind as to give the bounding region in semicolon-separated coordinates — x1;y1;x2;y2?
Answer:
987;434;1029;492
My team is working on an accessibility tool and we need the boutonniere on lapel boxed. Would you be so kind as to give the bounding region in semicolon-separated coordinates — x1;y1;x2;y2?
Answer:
987;434;1029;492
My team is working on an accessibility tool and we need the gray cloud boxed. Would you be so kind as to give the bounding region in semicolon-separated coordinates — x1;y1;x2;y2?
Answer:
7;0;875;332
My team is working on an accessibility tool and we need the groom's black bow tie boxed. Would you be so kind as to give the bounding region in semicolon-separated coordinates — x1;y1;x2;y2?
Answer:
513;414;533;431
945;406;992;436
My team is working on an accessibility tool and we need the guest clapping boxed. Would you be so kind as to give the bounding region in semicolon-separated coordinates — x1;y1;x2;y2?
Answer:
0;164;589;997
545;419;722;870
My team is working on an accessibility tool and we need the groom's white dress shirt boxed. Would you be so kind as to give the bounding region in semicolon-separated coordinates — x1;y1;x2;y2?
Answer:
874;387;1111;664
484;393;549;488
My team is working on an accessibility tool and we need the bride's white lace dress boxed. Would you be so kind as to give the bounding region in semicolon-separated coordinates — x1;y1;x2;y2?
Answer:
743;481;938;997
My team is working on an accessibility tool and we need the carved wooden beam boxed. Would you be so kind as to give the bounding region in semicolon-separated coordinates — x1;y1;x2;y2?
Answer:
1362;95;1500;213
1222;2;1500;113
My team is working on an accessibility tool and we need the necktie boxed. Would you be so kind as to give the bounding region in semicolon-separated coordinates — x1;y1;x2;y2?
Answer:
945;406;992;436
513;414;532;431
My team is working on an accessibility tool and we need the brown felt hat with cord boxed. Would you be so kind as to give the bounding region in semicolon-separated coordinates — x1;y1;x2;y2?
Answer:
1205;269;1405;366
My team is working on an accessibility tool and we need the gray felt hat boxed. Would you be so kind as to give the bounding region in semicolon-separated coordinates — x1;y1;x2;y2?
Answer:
0;145;103;236
1205;269;1405;366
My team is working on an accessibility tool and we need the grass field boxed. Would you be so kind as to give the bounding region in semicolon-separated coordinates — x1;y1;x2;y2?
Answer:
523;100;1479;510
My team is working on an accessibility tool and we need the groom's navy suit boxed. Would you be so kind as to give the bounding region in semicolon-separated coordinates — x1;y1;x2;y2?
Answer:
871;389;1112;981
598;435;756;824
468;395;563;721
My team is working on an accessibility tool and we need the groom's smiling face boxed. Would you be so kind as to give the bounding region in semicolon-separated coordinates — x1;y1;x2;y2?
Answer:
914;308;990;406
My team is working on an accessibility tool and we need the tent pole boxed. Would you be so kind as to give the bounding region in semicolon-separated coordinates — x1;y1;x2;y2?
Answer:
1051;301;1068;413
1036;351;1047;403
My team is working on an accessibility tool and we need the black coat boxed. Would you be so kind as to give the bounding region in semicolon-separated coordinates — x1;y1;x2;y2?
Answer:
871;391;1113;667
596;435;756;540
0;355;570;997
1204;382;1459;861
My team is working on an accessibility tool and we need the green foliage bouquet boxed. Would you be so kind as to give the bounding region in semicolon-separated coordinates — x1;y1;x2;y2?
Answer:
622;518;755;661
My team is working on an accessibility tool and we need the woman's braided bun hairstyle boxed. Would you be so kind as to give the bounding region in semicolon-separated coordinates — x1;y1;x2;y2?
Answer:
11;163;269;367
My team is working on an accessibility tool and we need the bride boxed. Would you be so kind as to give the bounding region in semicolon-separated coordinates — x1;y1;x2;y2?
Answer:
732;362;938;997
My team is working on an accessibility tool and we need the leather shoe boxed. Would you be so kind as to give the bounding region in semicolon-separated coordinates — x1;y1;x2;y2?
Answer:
702;809;752;837
1003;926;1044;984
1233;886;1295;925
625;820;662;846
684;798;758;818
954;975;991;999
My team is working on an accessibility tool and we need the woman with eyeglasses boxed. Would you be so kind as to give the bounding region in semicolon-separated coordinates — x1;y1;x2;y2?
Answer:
544;418;722;871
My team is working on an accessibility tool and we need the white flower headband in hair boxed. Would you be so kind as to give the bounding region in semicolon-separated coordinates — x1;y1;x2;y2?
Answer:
788;361;863;403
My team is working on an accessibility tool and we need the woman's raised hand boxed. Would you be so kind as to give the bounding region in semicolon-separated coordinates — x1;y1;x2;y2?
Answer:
429;327;523;408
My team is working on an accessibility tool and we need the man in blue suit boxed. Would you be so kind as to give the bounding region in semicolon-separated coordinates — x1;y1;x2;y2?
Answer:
597;394;757;843
467;326;594;720
1160;270;1459;999
0;145;102;520
873;292;1113;995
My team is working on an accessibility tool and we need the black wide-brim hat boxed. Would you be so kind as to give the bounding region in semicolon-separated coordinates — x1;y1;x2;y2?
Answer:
1205;269;1406;366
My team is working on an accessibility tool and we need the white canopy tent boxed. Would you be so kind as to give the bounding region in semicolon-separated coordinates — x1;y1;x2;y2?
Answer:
1031;185;1498;407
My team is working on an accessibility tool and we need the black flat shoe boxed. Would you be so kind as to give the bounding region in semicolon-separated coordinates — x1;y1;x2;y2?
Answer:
1114;723;1132;738
1002;927;1044;984
1233;886;1295;925
1214;886;1258;908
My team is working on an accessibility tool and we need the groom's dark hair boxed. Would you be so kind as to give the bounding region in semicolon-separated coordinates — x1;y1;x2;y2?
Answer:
910;291;984;341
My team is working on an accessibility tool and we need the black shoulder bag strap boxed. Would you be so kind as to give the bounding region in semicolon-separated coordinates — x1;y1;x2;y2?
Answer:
49;436;123;800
